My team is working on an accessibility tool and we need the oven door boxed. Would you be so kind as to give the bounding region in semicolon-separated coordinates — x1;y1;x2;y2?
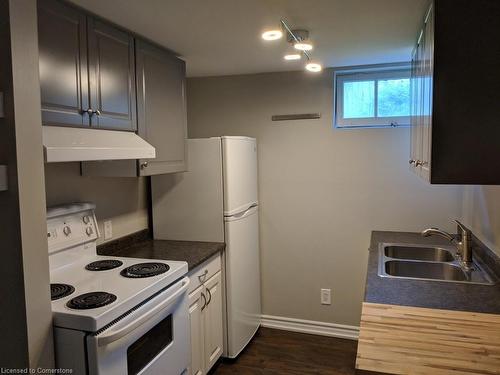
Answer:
86;277;190;375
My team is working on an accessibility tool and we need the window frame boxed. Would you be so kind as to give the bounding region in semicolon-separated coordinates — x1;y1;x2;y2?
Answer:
334;65;411;129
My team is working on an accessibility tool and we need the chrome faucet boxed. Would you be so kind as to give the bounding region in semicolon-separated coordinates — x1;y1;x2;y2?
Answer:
421;220;473;271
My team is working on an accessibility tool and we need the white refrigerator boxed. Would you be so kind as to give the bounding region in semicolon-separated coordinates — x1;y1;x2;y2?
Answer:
152;136;261;359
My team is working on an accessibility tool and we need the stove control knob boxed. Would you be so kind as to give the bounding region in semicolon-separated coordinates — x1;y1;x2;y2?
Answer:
63;226;71;236
83;215;91;224
86;227;94;236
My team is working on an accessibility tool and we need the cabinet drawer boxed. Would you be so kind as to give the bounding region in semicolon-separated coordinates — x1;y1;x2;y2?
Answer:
188;254;221;294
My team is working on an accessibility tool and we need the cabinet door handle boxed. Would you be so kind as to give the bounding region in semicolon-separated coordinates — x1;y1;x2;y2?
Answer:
206;287;212;307
198;269;208;282
85;108;101;116
201;292;207;311
409;159;416;165
140;162;148;169
415;160;423;167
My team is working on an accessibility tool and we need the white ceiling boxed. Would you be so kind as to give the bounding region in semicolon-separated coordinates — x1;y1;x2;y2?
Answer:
69;0;429;77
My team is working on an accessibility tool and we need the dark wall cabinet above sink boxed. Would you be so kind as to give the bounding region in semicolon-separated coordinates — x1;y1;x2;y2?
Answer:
410;0;500;184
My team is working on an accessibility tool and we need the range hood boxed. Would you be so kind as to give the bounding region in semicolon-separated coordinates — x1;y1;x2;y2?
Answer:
42;126;156;163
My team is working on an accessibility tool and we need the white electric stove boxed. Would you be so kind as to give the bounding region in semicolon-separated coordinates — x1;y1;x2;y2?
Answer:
47;203;190;375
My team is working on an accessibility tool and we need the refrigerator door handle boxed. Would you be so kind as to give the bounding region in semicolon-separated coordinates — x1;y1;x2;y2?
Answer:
224;201;259;217
224;204;258;222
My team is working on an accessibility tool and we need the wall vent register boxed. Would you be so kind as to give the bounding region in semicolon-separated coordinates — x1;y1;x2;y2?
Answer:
272;113;321;121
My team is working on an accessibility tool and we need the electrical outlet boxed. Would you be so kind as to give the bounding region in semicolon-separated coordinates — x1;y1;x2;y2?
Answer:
321;289;331;305
104;220;113;240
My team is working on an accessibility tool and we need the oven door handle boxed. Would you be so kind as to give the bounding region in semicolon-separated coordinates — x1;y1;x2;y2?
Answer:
95;277;190;347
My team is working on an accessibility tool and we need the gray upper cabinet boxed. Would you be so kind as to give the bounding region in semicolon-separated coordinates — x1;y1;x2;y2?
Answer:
38;0;187;175
38;0;89;127
136;40;187;175
81;40;187;176
87;19;137;131
37;0;137;131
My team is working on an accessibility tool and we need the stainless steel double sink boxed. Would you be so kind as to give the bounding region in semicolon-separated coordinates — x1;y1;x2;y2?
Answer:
378;243;495;285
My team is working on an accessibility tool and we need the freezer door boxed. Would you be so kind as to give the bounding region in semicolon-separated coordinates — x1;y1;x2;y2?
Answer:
222;137;258;216
223;205;261;358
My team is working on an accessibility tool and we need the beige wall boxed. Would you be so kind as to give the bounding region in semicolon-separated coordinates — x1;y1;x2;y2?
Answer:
8;0;54;367
45;163;148;244
462;186;500;256
187;70;462;327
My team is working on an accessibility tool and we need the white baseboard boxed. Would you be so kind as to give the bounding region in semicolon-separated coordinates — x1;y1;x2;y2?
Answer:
260;314;359;340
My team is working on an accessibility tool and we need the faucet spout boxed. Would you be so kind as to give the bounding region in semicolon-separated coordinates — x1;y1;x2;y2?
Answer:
421;221;473;271
421;228;455;242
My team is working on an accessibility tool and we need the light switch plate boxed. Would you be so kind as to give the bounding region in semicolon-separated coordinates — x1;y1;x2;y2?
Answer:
321;288;331;305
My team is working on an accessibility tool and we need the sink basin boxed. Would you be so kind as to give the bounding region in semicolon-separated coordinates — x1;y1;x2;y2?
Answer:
385;261;467;281
378;243;495;285
384;245;455;262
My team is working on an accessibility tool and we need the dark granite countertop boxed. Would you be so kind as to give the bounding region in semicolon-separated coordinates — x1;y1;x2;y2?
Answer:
97;230;225;271
365;231;500;314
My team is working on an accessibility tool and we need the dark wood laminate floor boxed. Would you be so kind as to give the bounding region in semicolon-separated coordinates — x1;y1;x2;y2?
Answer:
211;328;382;375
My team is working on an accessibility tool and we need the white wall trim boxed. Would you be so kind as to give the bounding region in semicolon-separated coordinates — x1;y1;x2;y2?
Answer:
261;315;359;340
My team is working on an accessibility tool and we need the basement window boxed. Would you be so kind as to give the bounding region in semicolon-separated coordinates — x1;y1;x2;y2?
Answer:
334;66;411;129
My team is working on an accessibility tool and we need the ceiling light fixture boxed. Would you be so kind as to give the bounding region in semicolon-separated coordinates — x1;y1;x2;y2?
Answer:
305;62;322;72
282;26;313;55
263;20;323;73
294;42;313;51
262;30;283;41
284;54;301;61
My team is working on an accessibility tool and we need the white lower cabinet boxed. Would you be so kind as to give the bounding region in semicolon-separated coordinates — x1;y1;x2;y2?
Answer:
188;256;223;375
202;271;223;370
188;285;205;375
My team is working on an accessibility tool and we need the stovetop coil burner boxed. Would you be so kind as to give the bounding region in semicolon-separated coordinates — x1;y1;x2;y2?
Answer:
66;292;117;310
120;262;170;278
51;283;75;301
85;259;123;271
